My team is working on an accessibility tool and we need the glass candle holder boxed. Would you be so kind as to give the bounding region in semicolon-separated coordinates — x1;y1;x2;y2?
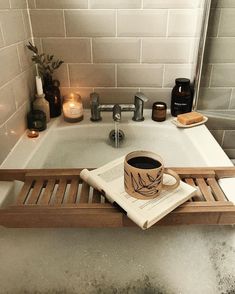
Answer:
152;102;167;122
62;93;84;123
27;109;47;131
27;129;39;138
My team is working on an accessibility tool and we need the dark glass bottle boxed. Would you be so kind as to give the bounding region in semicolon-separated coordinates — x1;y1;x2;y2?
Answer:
43;75;62;118
171;78;193;117
27;109;47;131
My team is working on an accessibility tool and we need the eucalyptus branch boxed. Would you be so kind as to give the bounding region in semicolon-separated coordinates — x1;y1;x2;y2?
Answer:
27;41;64;79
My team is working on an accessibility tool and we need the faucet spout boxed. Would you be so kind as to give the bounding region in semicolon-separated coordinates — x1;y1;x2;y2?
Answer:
113;104;121;122
90;91;148;122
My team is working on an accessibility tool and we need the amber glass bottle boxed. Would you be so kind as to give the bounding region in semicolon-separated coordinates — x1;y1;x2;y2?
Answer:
171;78;193;117
43;75;62;118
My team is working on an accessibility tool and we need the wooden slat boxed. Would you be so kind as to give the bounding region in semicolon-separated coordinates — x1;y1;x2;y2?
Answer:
26;169;82;180
171;168;215;178
53;178;67;205
39;179;56;205
27;179;44;205
0;167;235;228
0;206;123;228
195;178;215;202
184;178;205;202
179;201;233;207
0;169;84;182
215;168;235;178
1;167;234;182
17;180;34;205
92;189;101;203
67;178;79;204
79;181;90;203
207;178;228;201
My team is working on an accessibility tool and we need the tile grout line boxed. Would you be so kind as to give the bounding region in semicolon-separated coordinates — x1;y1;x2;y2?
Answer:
166;9;170;39
26;0;35;42
16;45;23;73
216;8;222;38
67;64;71;87
140;38;143;63
115;64;117;88
115;9;118;38
63;10;67;37
221;130;226;148
0;22;6;47
20;9;28;40
90;38;93;63
208;64;214;88
228;88;234;109
0;100;28;130
0;66;33;92
162;64;166;88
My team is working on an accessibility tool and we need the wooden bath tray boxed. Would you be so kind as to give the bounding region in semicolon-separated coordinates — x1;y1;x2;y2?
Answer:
0;168;234;228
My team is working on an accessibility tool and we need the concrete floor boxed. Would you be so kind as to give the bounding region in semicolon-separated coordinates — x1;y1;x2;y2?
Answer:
0;225;234;294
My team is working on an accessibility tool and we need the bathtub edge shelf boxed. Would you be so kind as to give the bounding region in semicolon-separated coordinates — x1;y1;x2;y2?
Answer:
0;168;234;228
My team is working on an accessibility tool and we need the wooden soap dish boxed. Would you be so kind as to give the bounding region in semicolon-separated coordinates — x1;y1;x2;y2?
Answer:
171;116;208;128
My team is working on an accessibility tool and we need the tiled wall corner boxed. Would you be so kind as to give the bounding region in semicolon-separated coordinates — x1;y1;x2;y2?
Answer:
0;0;35;165
28;1;203;109
0;0;206;164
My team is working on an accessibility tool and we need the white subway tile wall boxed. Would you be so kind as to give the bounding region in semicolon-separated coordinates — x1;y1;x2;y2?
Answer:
29;1;203;106
198;0;235;158
0;0;204;164
0;0;34;164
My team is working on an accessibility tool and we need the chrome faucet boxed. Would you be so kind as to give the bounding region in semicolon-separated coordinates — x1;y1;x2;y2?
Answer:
113;104;122;122
90;92;148;122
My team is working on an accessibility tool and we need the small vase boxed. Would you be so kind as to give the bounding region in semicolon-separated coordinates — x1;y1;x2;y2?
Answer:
33;94;50;123
43;75;62;118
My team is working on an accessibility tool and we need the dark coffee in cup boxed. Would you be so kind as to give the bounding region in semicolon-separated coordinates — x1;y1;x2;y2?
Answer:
127;156;161;169
124;151;180;199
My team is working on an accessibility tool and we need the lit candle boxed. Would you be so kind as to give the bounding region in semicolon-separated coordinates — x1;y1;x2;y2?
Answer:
27;129;39;138
62;93;84;123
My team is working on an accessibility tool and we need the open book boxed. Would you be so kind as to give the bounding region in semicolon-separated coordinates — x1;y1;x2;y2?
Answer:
80;156;197;229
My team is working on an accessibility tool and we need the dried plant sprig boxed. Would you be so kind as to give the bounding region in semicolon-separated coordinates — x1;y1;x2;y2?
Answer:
27;41;64;78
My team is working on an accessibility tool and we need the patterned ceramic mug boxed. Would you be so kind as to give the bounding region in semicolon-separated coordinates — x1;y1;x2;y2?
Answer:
124;151;180;199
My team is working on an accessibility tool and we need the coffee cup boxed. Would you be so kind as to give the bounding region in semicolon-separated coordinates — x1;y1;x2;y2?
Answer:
124;151;180;199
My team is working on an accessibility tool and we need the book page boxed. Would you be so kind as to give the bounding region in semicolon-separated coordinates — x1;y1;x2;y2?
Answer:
80;157;197;229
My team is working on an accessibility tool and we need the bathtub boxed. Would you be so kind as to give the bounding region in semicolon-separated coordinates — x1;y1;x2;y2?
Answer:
1;110;232;170
0;110;234;294
202;109;235;130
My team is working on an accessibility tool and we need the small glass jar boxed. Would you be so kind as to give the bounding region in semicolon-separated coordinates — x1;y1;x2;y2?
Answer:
27;110;47;131
152;102;167;122
62;93;84;123
27;129;39;138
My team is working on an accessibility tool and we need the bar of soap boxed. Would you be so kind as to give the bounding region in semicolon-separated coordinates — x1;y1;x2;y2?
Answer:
177;112;204;125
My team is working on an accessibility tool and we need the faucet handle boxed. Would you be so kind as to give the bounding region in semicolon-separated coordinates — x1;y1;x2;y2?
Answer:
135;92;148;103
90;92;100;104
90;92;102;121
133;92;148;121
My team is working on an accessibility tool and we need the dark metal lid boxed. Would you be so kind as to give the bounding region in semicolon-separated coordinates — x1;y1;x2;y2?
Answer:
175;78;190;85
